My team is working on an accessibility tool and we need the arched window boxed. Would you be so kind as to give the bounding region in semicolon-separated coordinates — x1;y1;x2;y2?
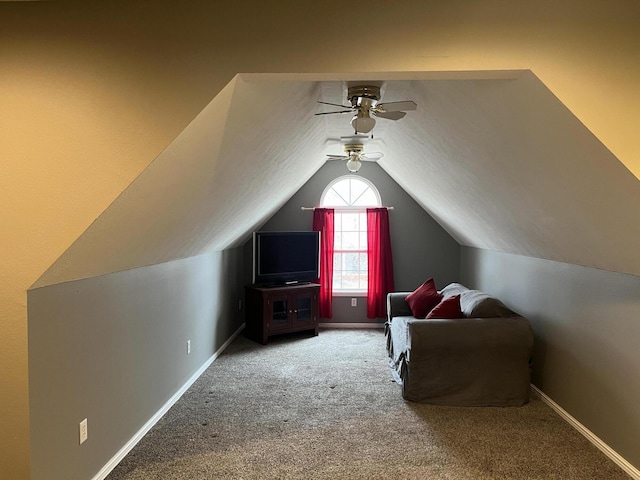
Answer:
320;176;382;293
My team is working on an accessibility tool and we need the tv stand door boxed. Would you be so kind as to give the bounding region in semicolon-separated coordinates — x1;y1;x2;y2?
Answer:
291;290;317;330
266;292;293;333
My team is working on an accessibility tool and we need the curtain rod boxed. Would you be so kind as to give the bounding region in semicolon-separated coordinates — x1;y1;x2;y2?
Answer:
300;206;394;211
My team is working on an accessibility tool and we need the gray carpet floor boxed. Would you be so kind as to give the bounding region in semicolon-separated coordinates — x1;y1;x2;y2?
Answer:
106;328;631;479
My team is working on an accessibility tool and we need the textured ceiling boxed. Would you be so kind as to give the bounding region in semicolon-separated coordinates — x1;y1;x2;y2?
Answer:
34;70;640;287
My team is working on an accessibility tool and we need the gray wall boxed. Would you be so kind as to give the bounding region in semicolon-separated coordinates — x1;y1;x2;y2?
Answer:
28;249;244;480
244;160;461;324
460;246;640;470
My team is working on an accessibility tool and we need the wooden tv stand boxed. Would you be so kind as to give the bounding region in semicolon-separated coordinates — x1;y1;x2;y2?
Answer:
245;283;320;344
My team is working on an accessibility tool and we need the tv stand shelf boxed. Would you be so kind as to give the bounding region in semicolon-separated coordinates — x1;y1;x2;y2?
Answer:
245;283;320;345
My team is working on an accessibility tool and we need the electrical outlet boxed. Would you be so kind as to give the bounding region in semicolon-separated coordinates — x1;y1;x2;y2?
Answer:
351;298;357;307
79;418;88;445
187;340;191;355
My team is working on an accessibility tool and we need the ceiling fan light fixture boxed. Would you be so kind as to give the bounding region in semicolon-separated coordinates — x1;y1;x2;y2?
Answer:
346;156;362;173
350;111;376;134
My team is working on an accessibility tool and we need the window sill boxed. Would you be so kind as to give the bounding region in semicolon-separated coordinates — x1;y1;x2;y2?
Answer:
333;291;367;297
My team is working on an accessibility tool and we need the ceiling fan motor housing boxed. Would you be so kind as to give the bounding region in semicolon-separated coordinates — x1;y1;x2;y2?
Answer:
348;85;381;109
344;143;364;155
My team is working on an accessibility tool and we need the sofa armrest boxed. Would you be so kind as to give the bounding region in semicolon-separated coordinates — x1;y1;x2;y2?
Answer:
387;292;413;321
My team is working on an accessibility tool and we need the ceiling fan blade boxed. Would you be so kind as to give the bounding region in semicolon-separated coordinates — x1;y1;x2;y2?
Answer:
377;100;417;112
315;110;354;116
326;155;349;160
317;101;353;109
361;152;384;161
374;110;406;120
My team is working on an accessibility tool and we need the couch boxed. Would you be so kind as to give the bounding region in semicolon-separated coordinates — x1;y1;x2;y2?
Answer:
385;283;534;406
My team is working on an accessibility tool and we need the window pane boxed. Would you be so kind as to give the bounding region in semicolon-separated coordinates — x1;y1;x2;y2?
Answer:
360;231;367;247
343;252;360;271
332;252;343;290
332;251;368;291
322;189;348;206
340;271;367;290
341;232;359;249
349;180;368;204
341;274;360;290
333;252;343;271
334;231;343;250
332;182;350;204
353;189;379;206
358;252;367;270
342;213;360;231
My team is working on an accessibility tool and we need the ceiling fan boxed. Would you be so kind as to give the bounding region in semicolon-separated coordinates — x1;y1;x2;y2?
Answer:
326;142;383;173
315;85;417;134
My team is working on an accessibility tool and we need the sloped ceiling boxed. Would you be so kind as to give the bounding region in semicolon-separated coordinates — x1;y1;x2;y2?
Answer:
382;72;640;274
33;70;640;288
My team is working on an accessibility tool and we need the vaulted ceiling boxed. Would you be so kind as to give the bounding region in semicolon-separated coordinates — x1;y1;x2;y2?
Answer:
34;70;640;288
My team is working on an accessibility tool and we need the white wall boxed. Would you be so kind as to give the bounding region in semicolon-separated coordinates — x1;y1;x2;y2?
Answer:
27;249;244;480
461;247;640;470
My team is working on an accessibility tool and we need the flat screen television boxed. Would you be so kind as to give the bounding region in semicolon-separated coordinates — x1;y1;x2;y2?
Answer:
253;231;320;286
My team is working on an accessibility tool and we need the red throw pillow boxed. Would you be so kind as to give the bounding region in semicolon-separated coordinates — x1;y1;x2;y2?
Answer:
426;294;463;319
406;278;443;318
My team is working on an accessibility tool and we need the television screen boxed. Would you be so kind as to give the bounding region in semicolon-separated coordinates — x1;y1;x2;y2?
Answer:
253;231;320;286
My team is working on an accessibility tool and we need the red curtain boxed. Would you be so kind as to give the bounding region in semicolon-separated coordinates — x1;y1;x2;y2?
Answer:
313;208;334;319
367;208;395;319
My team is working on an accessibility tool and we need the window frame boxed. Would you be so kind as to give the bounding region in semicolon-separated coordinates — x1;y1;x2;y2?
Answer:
319;175;382;296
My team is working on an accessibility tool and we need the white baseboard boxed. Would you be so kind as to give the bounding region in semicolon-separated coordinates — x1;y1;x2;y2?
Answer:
319;322;384;329
92;323;246;480
531;384;640;480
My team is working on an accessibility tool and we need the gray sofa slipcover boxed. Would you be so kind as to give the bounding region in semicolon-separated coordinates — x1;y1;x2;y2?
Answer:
385;283;534;406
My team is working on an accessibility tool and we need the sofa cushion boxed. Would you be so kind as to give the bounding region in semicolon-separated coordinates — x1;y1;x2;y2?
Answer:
460;290;516;318
426;294;463;319
406;278;443;318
